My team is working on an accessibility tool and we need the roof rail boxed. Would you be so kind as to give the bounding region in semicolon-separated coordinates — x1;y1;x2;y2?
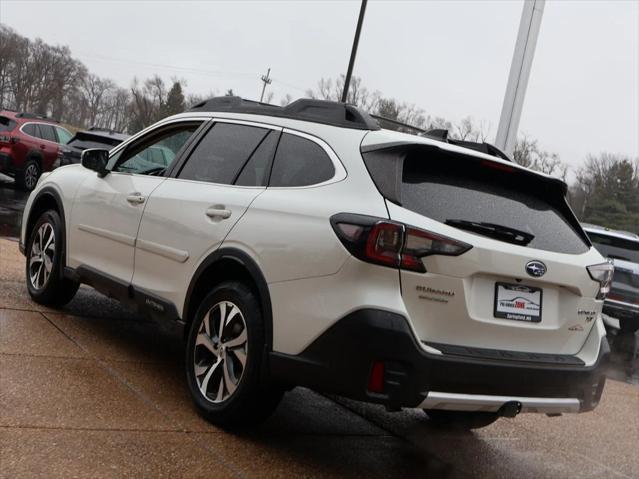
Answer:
189;96;380;131
15;112;59;123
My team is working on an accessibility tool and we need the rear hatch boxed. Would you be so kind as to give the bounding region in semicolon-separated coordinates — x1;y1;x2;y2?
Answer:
362;136;605;355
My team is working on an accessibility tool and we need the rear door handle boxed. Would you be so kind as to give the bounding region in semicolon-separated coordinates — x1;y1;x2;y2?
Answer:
126;194;145;205
206;207;232;219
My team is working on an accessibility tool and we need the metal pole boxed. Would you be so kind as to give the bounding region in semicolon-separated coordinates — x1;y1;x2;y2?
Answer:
341;0;368;103
495;0;545;156
260;68;272;103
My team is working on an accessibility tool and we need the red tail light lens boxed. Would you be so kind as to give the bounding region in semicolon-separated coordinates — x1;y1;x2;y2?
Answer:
368;361;385;393
331;213;472;273
365;222;403;267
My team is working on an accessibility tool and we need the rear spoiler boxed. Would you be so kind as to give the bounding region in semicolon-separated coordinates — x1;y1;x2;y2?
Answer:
370;114;512;162
360;141;568;197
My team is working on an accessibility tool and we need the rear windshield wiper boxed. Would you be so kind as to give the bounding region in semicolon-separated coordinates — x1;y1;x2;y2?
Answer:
445;219;535;246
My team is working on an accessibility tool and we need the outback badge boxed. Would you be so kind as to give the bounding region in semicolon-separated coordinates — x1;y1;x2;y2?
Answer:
525;260;547;278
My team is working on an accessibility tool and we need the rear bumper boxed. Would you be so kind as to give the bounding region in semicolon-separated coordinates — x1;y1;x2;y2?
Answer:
603;299;639;327
270;309;609;413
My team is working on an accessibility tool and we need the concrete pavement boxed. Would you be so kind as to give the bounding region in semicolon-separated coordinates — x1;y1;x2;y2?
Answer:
1;238;638;478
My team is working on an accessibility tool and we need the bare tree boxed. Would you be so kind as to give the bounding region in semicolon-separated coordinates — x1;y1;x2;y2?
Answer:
513;135;566;179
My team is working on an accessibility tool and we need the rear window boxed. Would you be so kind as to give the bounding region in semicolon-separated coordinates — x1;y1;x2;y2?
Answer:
0;116;16;132
586;232;639;263
363;146;588;254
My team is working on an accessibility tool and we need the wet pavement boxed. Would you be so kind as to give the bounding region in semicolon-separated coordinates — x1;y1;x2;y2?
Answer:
1;177;638;478
0;174;28;239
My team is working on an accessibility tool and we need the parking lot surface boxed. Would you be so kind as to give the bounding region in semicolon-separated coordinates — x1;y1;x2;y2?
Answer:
1;174;638;478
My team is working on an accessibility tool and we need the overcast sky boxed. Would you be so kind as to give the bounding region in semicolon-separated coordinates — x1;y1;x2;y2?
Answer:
1;0;637;171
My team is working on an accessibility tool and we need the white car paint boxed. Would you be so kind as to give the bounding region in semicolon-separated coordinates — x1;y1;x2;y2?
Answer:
21;106;609;416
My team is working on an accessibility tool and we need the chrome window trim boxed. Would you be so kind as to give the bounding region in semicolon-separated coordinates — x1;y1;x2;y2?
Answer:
19;121;67;146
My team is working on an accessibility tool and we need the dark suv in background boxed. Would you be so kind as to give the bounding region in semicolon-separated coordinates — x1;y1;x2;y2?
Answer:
583;224;639;333
0;110;72;190
57;128;129;167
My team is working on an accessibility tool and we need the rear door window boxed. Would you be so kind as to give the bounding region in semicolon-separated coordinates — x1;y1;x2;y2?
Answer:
178;122;269;185
234;131;279;187
38;124;57;142
269;133;335;187
363;146;589;254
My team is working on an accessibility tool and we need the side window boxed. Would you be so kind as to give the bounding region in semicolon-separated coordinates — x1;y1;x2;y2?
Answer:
178;122;269;185
38;124;57;142
55;127;73;144
113;123;200;175
269;133;335;187
22;124;36;137
235;131;279;187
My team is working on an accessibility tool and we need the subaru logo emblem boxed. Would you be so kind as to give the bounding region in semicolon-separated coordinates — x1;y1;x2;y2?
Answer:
526;260;546;277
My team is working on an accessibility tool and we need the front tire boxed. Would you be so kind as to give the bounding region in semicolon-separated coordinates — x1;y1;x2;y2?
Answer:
185;281;283;428
423;409;499;430
26;210;79;306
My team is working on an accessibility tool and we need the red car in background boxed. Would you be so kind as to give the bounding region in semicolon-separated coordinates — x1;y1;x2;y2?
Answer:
0;111;72;190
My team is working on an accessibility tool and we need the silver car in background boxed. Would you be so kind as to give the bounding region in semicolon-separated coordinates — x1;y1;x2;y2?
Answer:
583;224;639;333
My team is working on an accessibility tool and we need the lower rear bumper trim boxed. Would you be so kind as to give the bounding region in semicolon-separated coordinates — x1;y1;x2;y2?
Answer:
420;391;581;414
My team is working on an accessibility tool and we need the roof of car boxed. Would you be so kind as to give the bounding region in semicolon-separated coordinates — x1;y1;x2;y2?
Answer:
190;96;380;131
582;224;639;241
0;110;59;124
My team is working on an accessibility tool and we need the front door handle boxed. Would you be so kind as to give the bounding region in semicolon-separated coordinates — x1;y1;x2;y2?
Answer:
126;194;145;205
206;207;232;219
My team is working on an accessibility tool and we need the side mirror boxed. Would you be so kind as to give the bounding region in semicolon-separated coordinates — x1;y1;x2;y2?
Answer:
81;149;109;177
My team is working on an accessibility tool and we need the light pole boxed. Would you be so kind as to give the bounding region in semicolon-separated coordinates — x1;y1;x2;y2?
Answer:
495;0;545;156
341;0;368;103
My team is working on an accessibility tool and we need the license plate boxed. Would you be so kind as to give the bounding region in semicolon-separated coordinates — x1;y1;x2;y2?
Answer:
494;282;542;323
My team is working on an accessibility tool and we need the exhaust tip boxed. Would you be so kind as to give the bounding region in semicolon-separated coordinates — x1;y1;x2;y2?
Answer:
498;401;522;418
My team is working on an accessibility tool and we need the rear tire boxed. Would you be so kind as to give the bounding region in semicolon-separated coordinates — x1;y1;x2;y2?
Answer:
423;409;499;430
26;210;79;306
185;281;283;428
17;159;40;191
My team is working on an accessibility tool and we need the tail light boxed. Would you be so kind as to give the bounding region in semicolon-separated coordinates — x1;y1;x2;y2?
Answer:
587;262;614;300
331;213;472;273
367;361;385;393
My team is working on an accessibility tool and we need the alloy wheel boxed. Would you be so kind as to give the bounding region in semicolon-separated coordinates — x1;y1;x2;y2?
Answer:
29;222;55;290
25;163;39;190
193;300;248;403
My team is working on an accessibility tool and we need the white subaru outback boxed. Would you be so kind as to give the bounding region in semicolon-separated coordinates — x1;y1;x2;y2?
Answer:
20;97;612;429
